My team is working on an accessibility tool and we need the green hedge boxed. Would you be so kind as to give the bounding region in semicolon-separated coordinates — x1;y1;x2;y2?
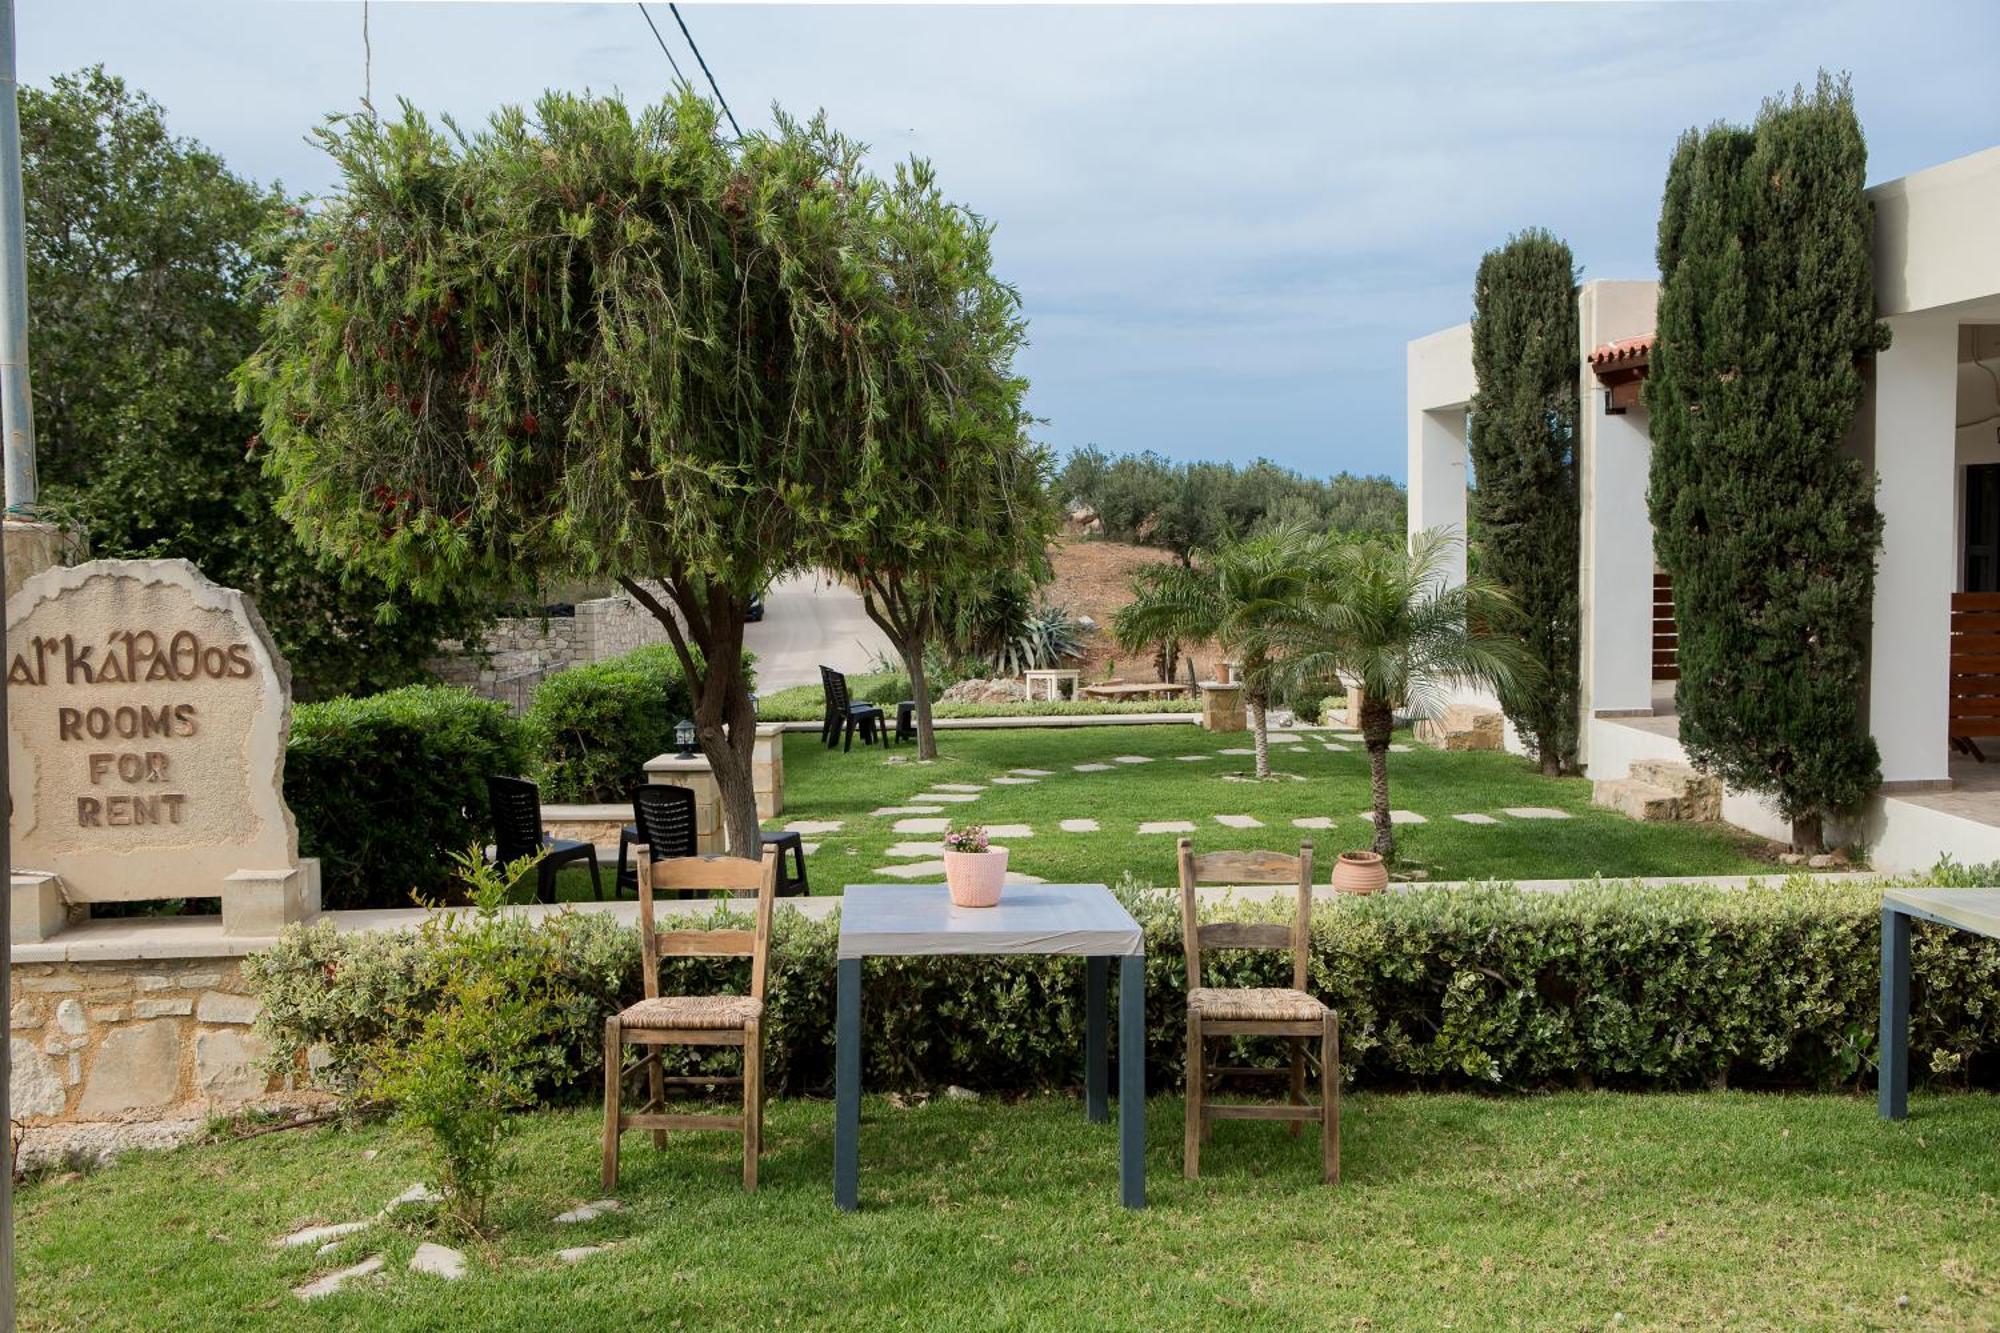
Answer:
248;875;2000;1099
286;686;528;911
525;645;752;802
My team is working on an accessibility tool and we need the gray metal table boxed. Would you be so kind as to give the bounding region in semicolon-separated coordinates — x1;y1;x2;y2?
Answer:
834;883;1146;1210
1879;888;2000;1119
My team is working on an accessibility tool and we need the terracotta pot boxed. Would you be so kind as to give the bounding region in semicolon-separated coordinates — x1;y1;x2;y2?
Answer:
1332;850;1387;896
944;848;1008;907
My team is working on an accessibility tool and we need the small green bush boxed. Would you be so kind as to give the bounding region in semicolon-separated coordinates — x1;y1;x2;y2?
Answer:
250;874;2000;1101
287;686;528;910
525;645;753;802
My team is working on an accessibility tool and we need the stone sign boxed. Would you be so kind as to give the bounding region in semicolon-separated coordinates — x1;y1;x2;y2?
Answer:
7;559;317;937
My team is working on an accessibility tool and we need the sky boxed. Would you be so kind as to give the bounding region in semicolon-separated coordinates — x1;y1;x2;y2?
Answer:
17;0;2000;482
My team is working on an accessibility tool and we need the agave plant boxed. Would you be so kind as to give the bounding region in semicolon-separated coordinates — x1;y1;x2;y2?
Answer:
991;603;1085;677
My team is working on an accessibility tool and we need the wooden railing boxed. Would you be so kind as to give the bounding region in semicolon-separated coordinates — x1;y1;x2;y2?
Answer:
1951;592;2000;752
1652;571;1678;682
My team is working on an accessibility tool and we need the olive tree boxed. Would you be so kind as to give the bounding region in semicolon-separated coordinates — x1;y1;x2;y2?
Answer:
241;92;895;855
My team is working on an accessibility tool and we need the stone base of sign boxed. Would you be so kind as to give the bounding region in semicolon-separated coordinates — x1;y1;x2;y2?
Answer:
221;861;322;937
753;722;785;821
1199;682;1246;732
12;871;67;945
2;518;76;601
643;754;725;854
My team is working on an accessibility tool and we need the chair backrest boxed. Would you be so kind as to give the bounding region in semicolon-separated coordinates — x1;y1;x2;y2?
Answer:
634;848;781;1002
630;784;698;861
1176;837;1313;993
487;775;546;864
821;665;851;712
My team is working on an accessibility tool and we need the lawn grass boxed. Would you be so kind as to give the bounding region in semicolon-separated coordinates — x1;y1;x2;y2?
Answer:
747;722;1773;890
20;1092;2000;1329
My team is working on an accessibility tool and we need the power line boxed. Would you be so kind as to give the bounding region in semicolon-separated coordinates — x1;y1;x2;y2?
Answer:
634;3;687;89
667;2;741;139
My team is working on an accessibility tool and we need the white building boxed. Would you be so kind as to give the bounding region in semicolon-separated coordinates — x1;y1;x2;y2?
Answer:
1406;145;2000;871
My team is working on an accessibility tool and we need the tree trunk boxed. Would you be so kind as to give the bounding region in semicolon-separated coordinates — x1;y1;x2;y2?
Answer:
1540;749;1561;777
1791;812;1824;857
900;634;938;761
1361;694;1397;858
1249;697;1271;779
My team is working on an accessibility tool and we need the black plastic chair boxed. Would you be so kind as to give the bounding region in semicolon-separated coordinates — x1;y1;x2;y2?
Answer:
759;829;810;897
820;666;886;752
487;775;602;904
617;784;700;897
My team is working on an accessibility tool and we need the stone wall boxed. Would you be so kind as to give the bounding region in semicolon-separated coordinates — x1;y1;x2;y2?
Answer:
10;957;276;1127
429;593;672;703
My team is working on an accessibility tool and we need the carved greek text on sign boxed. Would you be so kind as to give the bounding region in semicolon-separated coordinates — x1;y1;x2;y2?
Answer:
6;560;298;903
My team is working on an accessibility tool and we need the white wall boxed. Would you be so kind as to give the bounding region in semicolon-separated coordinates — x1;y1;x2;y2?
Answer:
1406;322;1475;592
1872;146;2000;321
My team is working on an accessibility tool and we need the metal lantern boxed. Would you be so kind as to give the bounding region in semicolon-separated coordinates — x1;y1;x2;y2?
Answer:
674;718;697;759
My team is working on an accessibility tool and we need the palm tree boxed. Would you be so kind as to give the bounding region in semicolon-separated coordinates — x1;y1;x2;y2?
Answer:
1113;526;1317;778
1271;529;1536;859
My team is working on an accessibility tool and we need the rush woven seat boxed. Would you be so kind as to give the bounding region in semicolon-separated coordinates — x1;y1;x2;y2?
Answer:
1187;986;1326;1023
618;995;764;1030
1178;838;1339;1185
601;848;780;1192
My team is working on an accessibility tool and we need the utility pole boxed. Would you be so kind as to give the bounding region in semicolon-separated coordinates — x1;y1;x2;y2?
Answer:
0;0;25;1324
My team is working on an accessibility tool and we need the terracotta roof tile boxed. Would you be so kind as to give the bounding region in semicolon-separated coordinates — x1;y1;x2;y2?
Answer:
1588;333;1656;370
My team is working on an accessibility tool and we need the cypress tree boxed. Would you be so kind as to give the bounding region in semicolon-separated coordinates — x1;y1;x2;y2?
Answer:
1644;73;1888;852
1468;230;1580;774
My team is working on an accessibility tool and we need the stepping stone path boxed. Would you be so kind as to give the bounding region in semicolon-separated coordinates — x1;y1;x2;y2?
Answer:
1286;745;1310;753
1060;819;1100;833
295;1257;384;1302
1358;810;1428;825
1214;814;1264;829
1502;807;1572;819
558;1245;611;1264
931;783;985;793
886;842;945;858
893;817;951;834
1321;743;1349;752
1112;756;1153;765
785;820;844;835
554;1200;624;1225
1009;769;1054;777
1453;813;1500;825
801;843;820;856
409;1243;466;1281
379;1184;442;1215
1291;817;1335;830
1389;744;1412;753
984;824;1033;839
914;792;982;803
1174;755;1212;762
873;805;943;817
1073;763;1114;772
875;859;948;879
990;776;1038;785
275;1221;370;1250
1139;820;1196;834
1219;747;1255;756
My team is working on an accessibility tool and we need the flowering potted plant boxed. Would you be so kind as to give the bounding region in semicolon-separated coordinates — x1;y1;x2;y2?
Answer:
942;823;1008;908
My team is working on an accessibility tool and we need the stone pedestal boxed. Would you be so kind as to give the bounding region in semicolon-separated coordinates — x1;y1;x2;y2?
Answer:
644;754;725;855
752;723;785;821
3;519;74;602
1343;684;1367;729
221;861;321;938
12;871;66;945
1199;682;1246;733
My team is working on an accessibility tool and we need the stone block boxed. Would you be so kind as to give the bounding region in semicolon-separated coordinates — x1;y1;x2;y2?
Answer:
78;1021;182;1116
1592;778;1681;822
1627;760;1722;822
55;999;87;1036
11;1002;40;1030
1414;704;1505;752
221;861;320;938
195;992;260;1025
12;872;67;945
134;997;193;1018
10;1037;66;1119
1199;682;1246;733
194;1028;270;1106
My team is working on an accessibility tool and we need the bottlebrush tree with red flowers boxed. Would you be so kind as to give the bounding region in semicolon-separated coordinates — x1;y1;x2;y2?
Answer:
241;90;942;856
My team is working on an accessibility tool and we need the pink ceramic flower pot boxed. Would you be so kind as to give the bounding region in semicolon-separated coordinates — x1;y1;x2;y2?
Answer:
943;848;1008;907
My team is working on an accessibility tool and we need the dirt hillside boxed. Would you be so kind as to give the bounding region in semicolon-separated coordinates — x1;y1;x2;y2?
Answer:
1045;538;1220;681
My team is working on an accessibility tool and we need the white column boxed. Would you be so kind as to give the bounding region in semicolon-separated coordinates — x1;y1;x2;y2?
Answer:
1578;400;1657;721
1407;407;1467;591
1869;313;1959;787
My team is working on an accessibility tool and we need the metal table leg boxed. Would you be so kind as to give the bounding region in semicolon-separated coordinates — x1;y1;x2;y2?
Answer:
836;957;863;1209
1879;906;1910;1120
1119;954;1146;1208
1086;955;1108;1123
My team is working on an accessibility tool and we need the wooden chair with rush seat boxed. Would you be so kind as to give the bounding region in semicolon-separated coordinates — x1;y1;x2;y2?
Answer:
1177;837;1338;1184
601;845;780;1192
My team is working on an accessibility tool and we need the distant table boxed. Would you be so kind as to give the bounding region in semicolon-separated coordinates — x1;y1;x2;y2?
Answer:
1078;680;1191;702
834;883;1146;1211
1879;888;2000;1119
1023;669;1081;702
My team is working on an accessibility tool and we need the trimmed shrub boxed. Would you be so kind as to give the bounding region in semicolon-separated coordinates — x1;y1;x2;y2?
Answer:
286;686;528;910
524;645;753;802
250;875;2000;1101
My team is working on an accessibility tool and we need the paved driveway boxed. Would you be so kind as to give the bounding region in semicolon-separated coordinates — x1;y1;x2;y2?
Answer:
746;571;897;691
